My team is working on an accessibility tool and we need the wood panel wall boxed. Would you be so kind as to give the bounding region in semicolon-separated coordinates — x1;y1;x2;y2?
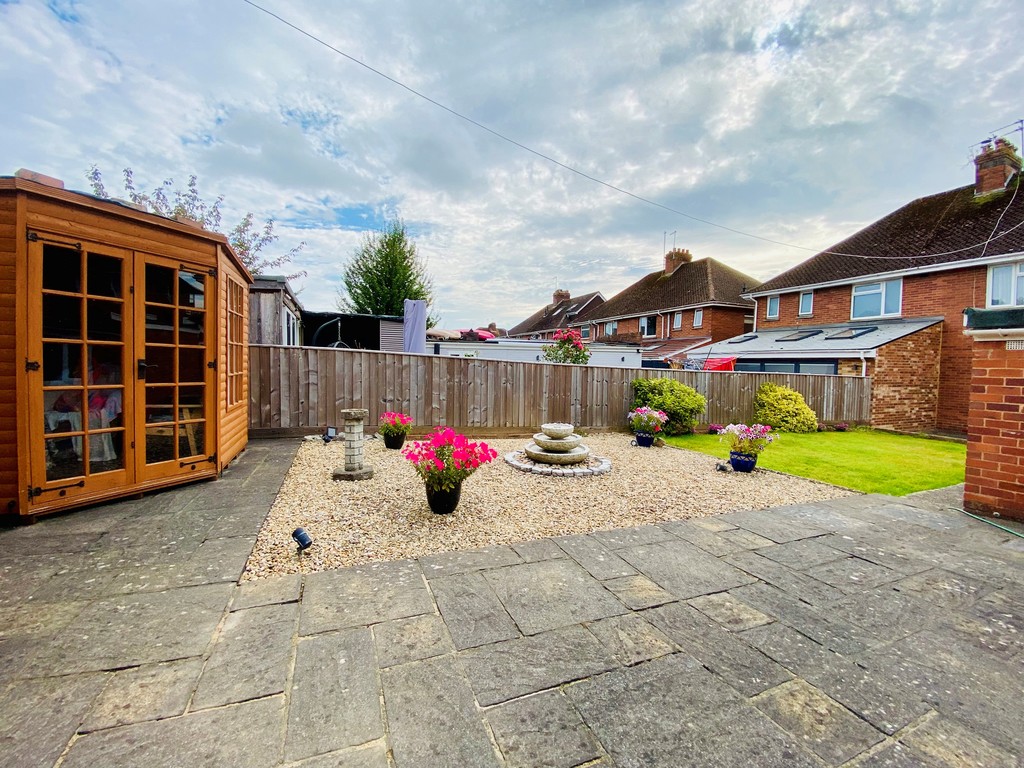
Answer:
0;191;19;511
249;346;872;435
218;247;250;469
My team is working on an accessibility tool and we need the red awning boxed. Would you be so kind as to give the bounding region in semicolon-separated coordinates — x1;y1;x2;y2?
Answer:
703;357;736;371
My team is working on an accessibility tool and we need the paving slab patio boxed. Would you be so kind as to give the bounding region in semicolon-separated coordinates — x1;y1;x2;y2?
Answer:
1;440;1022;767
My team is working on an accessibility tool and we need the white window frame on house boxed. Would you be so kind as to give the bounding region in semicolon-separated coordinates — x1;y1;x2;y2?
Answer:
604;320;617;336
673;312;682;330
580;326;590;339
851;278;902;319
641;315;657;338
798;291;813;317
988;261;1024;307
766;295;780;319
693;309;703;328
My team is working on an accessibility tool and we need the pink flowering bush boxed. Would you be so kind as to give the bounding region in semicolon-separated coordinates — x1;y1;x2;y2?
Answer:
379;411;413;438
542;328;591;365
627;406;669;434
403;427;498;491
720;423;777;455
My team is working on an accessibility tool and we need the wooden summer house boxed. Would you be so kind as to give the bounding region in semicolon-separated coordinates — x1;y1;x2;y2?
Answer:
0;171;253;520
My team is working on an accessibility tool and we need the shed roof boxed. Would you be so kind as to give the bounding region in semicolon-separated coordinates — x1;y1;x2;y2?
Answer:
692;317;943;361
1;176;254;283
751;179;1024;295
578;257;755;323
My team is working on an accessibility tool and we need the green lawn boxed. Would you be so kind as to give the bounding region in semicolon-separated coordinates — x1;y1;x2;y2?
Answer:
664;429;966;496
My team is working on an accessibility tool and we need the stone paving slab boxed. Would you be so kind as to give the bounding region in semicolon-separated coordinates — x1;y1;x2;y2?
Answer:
618;539;756;600
382;656;500;768
726;549;848;606
459;624;618;706
554;533;638;580
431;571;520;649
372;614;453;668
600;573;677;610
485;689;603;768
716;508;830;543
286;629;382;762
81;658;204;731
483;558;628;635
63;695;286;768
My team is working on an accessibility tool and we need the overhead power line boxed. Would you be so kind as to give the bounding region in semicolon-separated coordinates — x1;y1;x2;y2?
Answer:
241;0;1024;263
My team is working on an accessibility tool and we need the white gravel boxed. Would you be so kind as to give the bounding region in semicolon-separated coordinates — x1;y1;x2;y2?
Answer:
242;434;853;580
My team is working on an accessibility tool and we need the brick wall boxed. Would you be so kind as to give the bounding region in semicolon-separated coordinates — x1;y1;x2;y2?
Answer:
964;338;1024;521
870;324;942;431
591;306;749;344
756;266;988;433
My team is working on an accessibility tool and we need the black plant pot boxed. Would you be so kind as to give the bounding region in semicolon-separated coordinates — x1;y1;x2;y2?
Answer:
425;483;462;514
383;433;406;450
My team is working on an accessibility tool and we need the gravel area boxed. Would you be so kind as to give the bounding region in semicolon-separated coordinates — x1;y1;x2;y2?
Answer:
243;434;854;580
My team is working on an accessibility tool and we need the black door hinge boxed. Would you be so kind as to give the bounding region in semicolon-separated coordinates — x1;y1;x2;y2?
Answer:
25;359;40;372
28;480;84;499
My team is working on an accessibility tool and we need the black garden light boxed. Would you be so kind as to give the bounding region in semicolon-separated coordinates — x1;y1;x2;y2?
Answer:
292;527;313;552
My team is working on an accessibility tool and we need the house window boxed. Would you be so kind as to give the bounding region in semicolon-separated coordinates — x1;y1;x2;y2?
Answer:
604;321;617;336
798;291;813;316
580;326;590;340
641;316;657;337
282;308;299;346
989;261;1024;306
692;309;704;329
227;278;246;407
673;312;682;330
766;295;780;319
852;279;902;319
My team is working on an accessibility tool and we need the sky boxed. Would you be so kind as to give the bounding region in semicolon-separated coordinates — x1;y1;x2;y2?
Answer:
2;0;1022;330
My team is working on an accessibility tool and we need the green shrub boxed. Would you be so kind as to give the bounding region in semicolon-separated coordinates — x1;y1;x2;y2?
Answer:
752;382;818;432
631;378;706;435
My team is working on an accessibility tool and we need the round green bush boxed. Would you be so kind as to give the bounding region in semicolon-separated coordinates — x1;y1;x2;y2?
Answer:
752;382;818;432
631;378;707;435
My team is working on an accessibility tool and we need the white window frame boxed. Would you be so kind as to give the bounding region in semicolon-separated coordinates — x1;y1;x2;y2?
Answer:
851;278;902;319
641;315;657;338
673;312;682;330
693;309;703;328
798;291;813;317
604;321;617;336
766;295;780;319
282;308;299;346
988;261;1024;307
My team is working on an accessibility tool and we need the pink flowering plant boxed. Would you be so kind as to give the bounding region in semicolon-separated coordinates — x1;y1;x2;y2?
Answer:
403;427;499;491
542;328;591;365
627;406;669;434
379;411;413;438
721;423;777;456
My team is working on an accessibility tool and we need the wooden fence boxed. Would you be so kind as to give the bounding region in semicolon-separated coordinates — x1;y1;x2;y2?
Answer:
249;345;872;436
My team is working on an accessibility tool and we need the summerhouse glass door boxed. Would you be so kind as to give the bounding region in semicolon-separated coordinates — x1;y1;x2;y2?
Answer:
28;239;131;505
134;254;216;483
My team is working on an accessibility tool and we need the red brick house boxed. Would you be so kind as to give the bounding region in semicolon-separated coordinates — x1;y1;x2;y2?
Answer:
508;289;604;340
570;249;756;365
728;138;1024;434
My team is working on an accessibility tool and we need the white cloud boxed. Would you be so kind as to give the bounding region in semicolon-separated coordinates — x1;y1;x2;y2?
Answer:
2;0;1023;327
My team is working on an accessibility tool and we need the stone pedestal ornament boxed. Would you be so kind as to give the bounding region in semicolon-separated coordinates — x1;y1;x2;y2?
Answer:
332;408;374;481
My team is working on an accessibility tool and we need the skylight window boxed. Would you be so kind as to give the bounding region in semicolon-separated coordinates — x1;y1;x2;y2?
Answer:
778;330;822;342
728;334;758;344
825;326;877;340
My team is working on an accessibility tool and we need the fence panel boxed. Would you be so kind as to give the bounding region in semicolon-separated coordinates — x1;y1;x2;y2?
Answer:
249;346;872;435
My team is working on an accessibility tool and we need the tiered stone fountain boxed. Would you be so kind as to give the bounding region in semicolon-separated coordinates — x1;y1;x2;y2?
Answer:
505;423;611;476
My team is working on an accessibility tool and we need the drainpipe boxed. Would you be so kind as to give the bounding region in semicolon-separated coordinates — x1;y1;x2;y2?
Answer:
751;298;759;332
859;351;867;377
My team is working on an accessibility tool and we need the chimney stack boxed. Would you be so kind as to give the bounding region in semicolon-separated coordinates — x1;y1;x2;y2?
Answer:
664;248;693;275
975;138;1022;196
552;288;570;304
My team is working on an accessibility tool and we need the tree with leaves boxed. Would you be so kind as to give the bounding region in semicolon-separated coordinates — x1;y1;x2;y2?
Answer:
337;220;437;324
86;166;304;277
